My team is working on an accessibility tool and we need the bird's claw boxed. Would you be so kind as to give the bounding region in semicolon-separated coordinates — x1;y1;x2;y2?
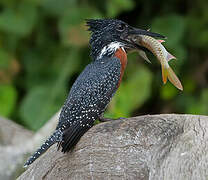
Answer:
99;116;125;122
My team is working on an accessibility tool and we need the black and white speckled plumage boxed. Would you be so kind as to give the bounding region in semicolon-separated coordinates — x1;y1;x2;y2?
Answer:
24;19;165;167
57;57;121;151
24;57;121;167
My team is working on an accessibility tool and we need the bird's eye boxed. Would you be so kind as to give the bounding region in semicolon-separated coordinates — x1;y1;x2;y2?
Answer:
116;24;126;32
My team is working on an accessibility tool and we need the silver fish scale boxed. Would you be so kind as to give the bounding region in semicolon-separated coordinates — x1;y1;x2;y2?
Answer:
142;35;166;60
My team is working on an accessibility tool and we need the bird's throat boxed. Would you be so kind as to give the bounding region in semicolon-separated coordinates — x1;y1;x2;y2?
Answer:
114;47;127;88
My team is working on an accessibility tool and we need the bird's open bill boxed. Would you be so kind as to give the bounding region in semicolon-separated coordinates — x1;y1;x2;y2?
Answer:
128;27;166;39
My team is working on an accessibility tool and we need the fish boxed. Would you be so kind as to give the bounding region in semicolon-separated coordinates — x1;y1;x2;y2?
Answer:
134;35;183;91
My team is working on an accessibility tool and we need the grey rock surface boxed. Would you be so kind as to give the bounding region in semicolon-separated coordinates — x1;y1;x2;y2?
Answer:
0;116;33;146
0;111;60;180
17;114;208;180
0;117;33;180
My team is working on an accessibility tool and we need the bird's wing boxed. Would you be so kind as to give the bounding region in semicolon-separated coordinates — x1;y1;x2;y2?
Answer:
57;57;122;152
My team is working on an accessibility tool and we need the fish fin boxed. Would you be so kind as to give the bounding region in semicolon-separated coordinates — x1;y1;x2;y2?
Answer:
138;50;151;63
167;52;176;62
158;39;165;43
164;66;183;90
161;64;168;84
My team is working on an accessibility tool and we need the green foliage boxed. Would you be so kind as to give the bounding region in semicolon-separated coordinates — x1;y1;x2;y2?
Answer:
152;15;185;46
0;84;17;117
0;2;38;37
152;15;187;64
106;0;134;17
106;65;152;117
20;49;81;130
0;49;10;69
20;85;65;130
186;89;208;115
0;0;208;131
161;83;178;100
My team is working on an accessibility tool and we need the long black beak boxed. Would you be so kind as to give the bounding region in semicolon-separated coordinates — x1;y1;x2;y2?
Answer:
129;27;165;38
123;27;165;51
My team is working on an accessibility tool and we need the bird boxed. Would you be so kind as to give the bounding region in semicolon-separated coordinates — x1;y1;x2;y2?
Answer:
24;19;164;167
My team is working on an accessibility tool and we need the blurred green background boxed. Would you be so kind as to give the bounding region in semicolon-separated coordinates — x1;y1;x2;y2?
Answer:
0;0;208;131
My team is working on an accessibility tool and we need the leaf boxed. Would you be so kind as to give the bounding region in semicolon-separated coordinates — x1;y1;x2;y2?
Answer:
185;89;208;115
58;7;102;46
19;49;81;131
106;65;152;117
19;86;64;130
151;15;186;47
106;0;134;17
0;2;38;36
199;30;208;47
200;89;208;114
160;83;178;100
0;84;17;117
0;49;10;69
41;0;77;16
169;44;187;65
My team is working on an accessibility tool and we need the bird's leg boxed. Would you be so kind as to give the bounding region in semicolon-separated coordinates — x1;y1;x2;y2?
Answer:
99;116;114;122
98;115;125;122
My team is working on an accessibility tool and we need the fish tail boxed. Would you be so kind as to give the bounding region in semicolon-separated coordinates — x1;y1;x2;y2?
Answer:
161;65;183;91
161;64;168;84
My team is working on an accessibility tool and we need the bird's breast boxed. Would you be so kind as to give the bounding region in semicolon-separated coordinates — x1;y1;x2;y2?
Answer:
114;47;127;88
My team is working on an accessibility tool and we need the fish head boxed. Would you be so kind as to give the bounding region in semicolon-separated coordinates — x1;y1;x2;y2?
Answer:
86;19;165;54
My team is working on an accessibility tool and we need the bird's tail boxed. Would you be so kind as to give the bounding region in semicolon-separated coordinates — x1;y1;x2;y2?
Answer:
60;120;94;153
24;129;63;167
161;64;183;91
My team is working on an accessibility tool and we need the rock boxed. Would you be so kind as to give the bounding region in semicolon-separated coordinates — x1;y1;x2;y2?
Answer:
0;117;33;180
0;111;60;180
0;116;33;146
17;114;208;180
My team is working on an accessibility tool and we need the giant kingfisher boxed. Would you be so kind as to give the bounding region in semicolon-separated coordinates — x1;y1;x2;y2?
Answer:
24;19;164;167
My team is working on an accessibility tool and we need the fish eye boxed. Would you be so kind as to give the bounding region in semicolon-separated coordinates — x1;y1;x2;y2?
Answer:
116;23;126;32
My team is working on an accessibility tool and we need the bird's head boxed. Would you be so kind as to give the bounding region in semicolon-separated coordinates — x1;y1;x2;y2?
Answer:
86;19;165;60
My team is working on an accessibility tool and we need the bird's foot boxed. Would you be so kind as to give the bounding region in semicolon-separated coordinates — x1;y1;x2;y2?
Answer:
99;116;125;122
